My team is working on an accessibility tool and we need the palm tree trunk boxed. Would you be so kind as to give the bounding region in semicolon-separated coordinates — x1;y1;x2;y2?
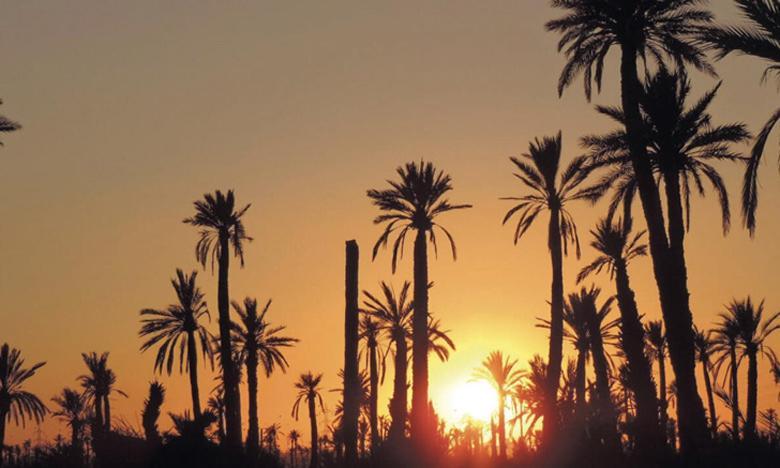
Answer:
614;263;664;450
657;354;668;441
746;350;758;440
104;396;111;432
390;333;408;441
575;350;587;416
543;207;564;447
246;352;260;457
498;392;507;459
186;329;202;418
587;313;621;452
369;342;379;452
217;231;242;447
619;42;709;455
0;407;7;468
343;240;360;466
411;229;430;445
729;347;740;441
309;397;319;468
701;359;717;436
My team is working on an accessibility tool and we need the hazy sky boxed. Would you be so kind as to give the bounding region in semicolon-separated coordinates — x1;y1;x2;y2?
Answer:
2;1;778;444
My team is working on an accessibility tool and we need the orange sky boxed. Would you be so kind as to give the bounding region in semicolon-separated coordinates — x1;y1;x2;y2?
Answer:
1;1;778;445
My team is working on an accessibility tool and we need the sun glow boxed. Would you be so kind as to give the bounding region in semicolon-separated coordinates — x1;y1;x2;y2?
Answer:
447;380;499;425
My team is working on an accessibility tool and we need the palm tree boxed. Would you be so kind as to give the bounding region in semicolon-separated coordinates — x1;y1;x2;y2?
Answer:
0;344;45;467
359;314;382;452
288;429;301;468
139;269;213;418
141;382;165;447
0;100;20;146
231;297;298;456
712;312;742;441
473;351;525;459
501;132;599;443
578;218;663;449
51;388;87;458
645;321;669;442
726;298;780;439
703;0;780;234
292;372;325;468
362;281;413;441
547;0;714;451
263;422;282;454
184;189;252;447
368;160;471;443
78;352;126;436
207;390;226;444
693;328;718;436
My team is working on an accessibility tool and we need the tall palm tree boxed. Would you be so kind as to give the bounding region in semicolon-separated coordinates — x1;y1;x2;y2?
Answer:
139;269;213;418
693;327;718;436
0;100;20;146
502;132;599;443
141;382;165;447
0;344;46;467
231;297;297;456
712;312;742;440
368;160;471;443
359;314;382;452
362;281;413;441
703;0;780;234
292;372;325;468
51;388;87;458
78;352;125;436
578;218;663;449
472;351;525;459
725;298;780;439
184;189;252;446
547;0;714;452
645;321;669;442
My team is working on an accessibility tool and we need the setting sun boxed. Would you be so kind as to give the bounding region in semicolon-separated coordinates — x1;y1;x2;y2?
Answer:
447;380;499;425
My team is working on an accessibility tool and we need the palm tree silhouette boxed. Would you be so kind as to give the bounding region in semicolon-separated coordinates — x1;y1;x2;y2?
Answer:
141;382;165;447
693;327;718;436
501;132;598;443
51;388;87;459
703;0;780;234
426;317;456;363
362;281;412;441
207;389;226;444
139;269;213;418
78;352;126;436
368;160;471;443
0;344;46;467
724;298;780;440
712;312;742;441
184;189;252;447
644;321;669;443
578;218;663;449
358;314;382;452
472;351;525;460
288;429;301;468
231;297;297;456
547;0;714;451
292;372;325;468
0;100;20;147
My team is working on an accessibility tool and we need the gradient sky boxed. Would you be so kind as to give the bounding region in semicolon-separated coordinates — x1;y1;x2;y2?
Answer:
2;1;778;445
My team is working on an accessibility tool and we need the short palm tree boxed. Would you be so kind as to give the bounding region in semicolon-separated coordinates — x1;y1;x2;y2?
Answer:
726;297;780;439
547;0;714;451
473;351;526;459
712;312;743;441
207;389;226;444
288;429;301;468
139;269;213;418
693;327;718;436
644;321;669;442
231;297;297;456
0;344;46;461
703;0;780;234
359;314;382;451
502;132;599;442
141;382;165;447
362;281;412;441
78;352;125;436
292;372;325;468
51;388;87;457
184;189;252;446
368;160;471;442
0;99;20;146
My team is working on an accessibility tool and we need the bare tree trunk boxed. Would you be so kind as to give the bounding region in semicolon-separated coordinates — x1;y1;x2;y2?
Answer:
246;351;259;458
217;232;242;447
186;329;201;418
411;229;431;448
542;206;563;447
389;334;408;441
343;240;360;467
730;347;740;441
369;342;379;452
701;359;717;436
309;397;319;468
746;350;758;440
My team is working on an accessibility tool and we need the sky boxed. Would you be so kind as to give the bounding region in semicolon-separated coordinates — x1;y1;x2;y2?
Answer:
1;0;779;446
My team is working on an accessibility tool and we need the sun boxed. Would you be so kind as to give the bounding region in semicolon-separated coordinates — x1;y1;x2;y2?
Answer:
447;380;498;425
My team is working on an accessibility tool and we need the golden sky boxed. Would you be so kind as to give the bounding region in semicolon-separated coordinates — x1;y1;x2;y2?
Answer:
1;1;778;444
